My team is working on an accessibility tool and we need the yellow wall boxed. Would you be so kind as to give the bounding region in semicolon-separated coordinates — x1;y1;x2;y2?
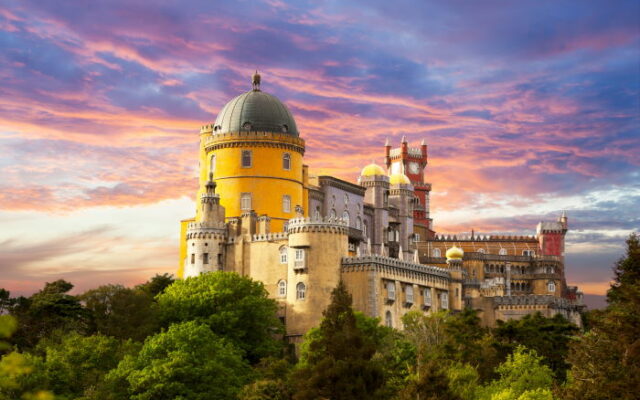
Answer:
178;218;195;278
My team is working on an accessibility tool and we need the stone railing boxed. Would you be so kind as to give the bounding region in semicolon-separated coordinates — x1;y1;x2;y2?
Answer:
493;295;581;309
341;255;450;279
432;234;537;242
251;232;288;242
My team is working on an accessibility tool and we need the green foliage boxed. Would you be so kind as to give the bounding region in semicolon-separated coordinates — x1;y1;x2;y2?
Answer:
446;362;480;400
12;280;88;349
478;346;554;400
493;312;577;380
0;316;17;352
157;271;283;362
563;232;640;399
35;332;137;399
135;273;175;297
291;280;385;400
238;357;293;400
105;321;251;400
81;284;159;341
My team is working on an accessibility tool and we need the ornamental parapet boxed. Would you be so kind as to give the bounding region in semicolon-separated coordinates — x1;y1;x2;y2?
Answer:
464;253;561;263
203;131;305;154
286;216;348;235
493;295;582;310
432;234;537;242
251;232;288;242
187;221;226;230
341;255;450;279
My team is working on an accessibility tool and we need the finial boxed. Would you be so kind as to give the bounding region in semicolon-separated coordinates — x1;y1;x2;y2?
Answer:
385;138;390;146
252;70;261;91
401;135;407;143
421;138;426;146
206;173;216;193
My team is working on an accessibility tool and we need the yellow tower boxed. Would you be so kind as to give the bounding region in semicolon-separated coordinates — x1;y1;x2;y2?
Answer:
180;72;307;272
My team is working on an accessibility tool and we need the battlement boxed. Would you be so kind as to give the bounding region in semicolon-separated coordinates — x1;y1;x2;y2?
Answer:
432;234;537;242
341;254;450;279
187;221;226;230
493;295;582;309
251;232;288;242
287;216;349;235
408;147;422;157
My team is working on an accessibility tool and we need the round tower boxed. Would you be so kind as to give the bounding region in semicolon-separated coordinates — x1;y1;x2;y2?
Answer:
197;73;306;231
284;216;349;336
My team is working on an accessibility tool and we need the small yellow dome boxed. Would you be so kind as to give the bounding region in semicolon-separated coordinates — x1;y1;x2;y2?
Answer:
389;173;411;185
446;246;464;260
361;163;386;177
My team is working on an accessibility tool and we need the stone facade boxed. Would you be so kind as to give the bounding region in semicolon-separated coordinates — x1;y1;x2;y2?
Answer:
179;75;585;340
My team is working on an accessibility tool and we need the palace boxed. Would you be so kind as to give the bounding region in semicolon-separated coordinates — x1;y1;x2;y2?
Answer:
178;72;584;340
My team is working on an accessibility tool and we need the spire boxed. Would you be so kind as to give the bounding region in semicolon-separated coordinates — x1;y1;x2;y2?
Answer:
252;70;261;91
205;172;216;194
384;137;390;146
421;138;426;146
401;135;407;144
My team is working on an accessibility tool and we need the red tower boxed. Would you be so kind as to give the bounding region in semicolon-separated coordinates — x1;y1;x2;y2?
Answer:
385;137;434;239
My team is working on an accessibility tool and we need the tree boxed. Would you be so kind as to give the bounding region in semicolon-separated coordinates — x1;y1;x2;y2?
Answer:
478;346;555;400
35;332;137;399
82;284;159;341
135;273;175;297
291;280;385;400
11;280;88;349
104;321;251;400
238;357;293;400
156;272;283;362
0;315;53;400
493;312;578;380
564;233;640;399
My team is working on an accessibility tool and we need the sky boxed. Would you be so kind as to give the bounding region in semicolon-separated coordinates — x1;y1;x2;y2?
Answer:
0;0;638;308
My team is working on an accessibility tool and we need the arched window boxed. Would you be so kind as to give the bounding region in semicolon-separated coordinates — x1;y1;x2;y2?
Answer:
548;281;556;293
342;211;350;225
241;150;252;168
432;248;441;257
314;207;321;220
280;247;288;264
240;193;252;210
296;282;306;300
282;153;291;170
278;280;287;297
385;311;393;327
210;155;216;176
356;216;362;230
363;221;368;237
405;285;414;304
282;195;291;213
499;248;507;255
523;250;535;256
387;281;396;300
423;288;432;306
440;292;449;310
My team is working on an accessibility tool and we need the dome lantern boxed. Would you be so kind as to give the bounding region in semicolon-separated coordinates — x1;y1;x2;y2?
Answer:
252;70;261;91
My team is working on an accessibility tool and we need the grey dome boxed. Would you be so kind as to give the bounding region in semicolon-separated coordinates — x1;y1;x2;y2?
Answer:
212;90;299;136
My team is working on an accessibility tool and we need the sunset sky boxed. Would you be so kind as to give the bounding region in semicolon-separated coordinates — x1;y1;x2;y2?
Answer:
1;0;638;308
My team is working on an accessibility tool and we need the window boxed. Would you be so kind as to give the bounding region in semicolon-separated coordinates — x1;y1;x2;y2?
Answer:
356;217;362;230
499;248;507;255
405;285;414;304
242;122;252;131
432;248;441;257
295;249;305;262
548;281;556;293
210;155;216;176
280;247;288;264
423;288;432;306
387;281;396;300
455;288;459;298
344;194;349;204
388;230;395;242
203;253;209;264
478;248;486;254
314;207;321;220
440;292;449;310
342;211;350;225
191;253;195;264
240;193;252;210
330;209;336;219
282;195;291;213
363;221;367;237
414;233;420;242
283;153;291;170
385;311;393;328
278;280;287;297
241;150;252;168
523;250;535;256
296;282;306;300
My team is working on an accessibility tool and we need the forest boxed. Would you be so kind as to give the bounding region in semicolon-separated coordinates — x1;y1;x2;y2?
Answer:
0;233;638;400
